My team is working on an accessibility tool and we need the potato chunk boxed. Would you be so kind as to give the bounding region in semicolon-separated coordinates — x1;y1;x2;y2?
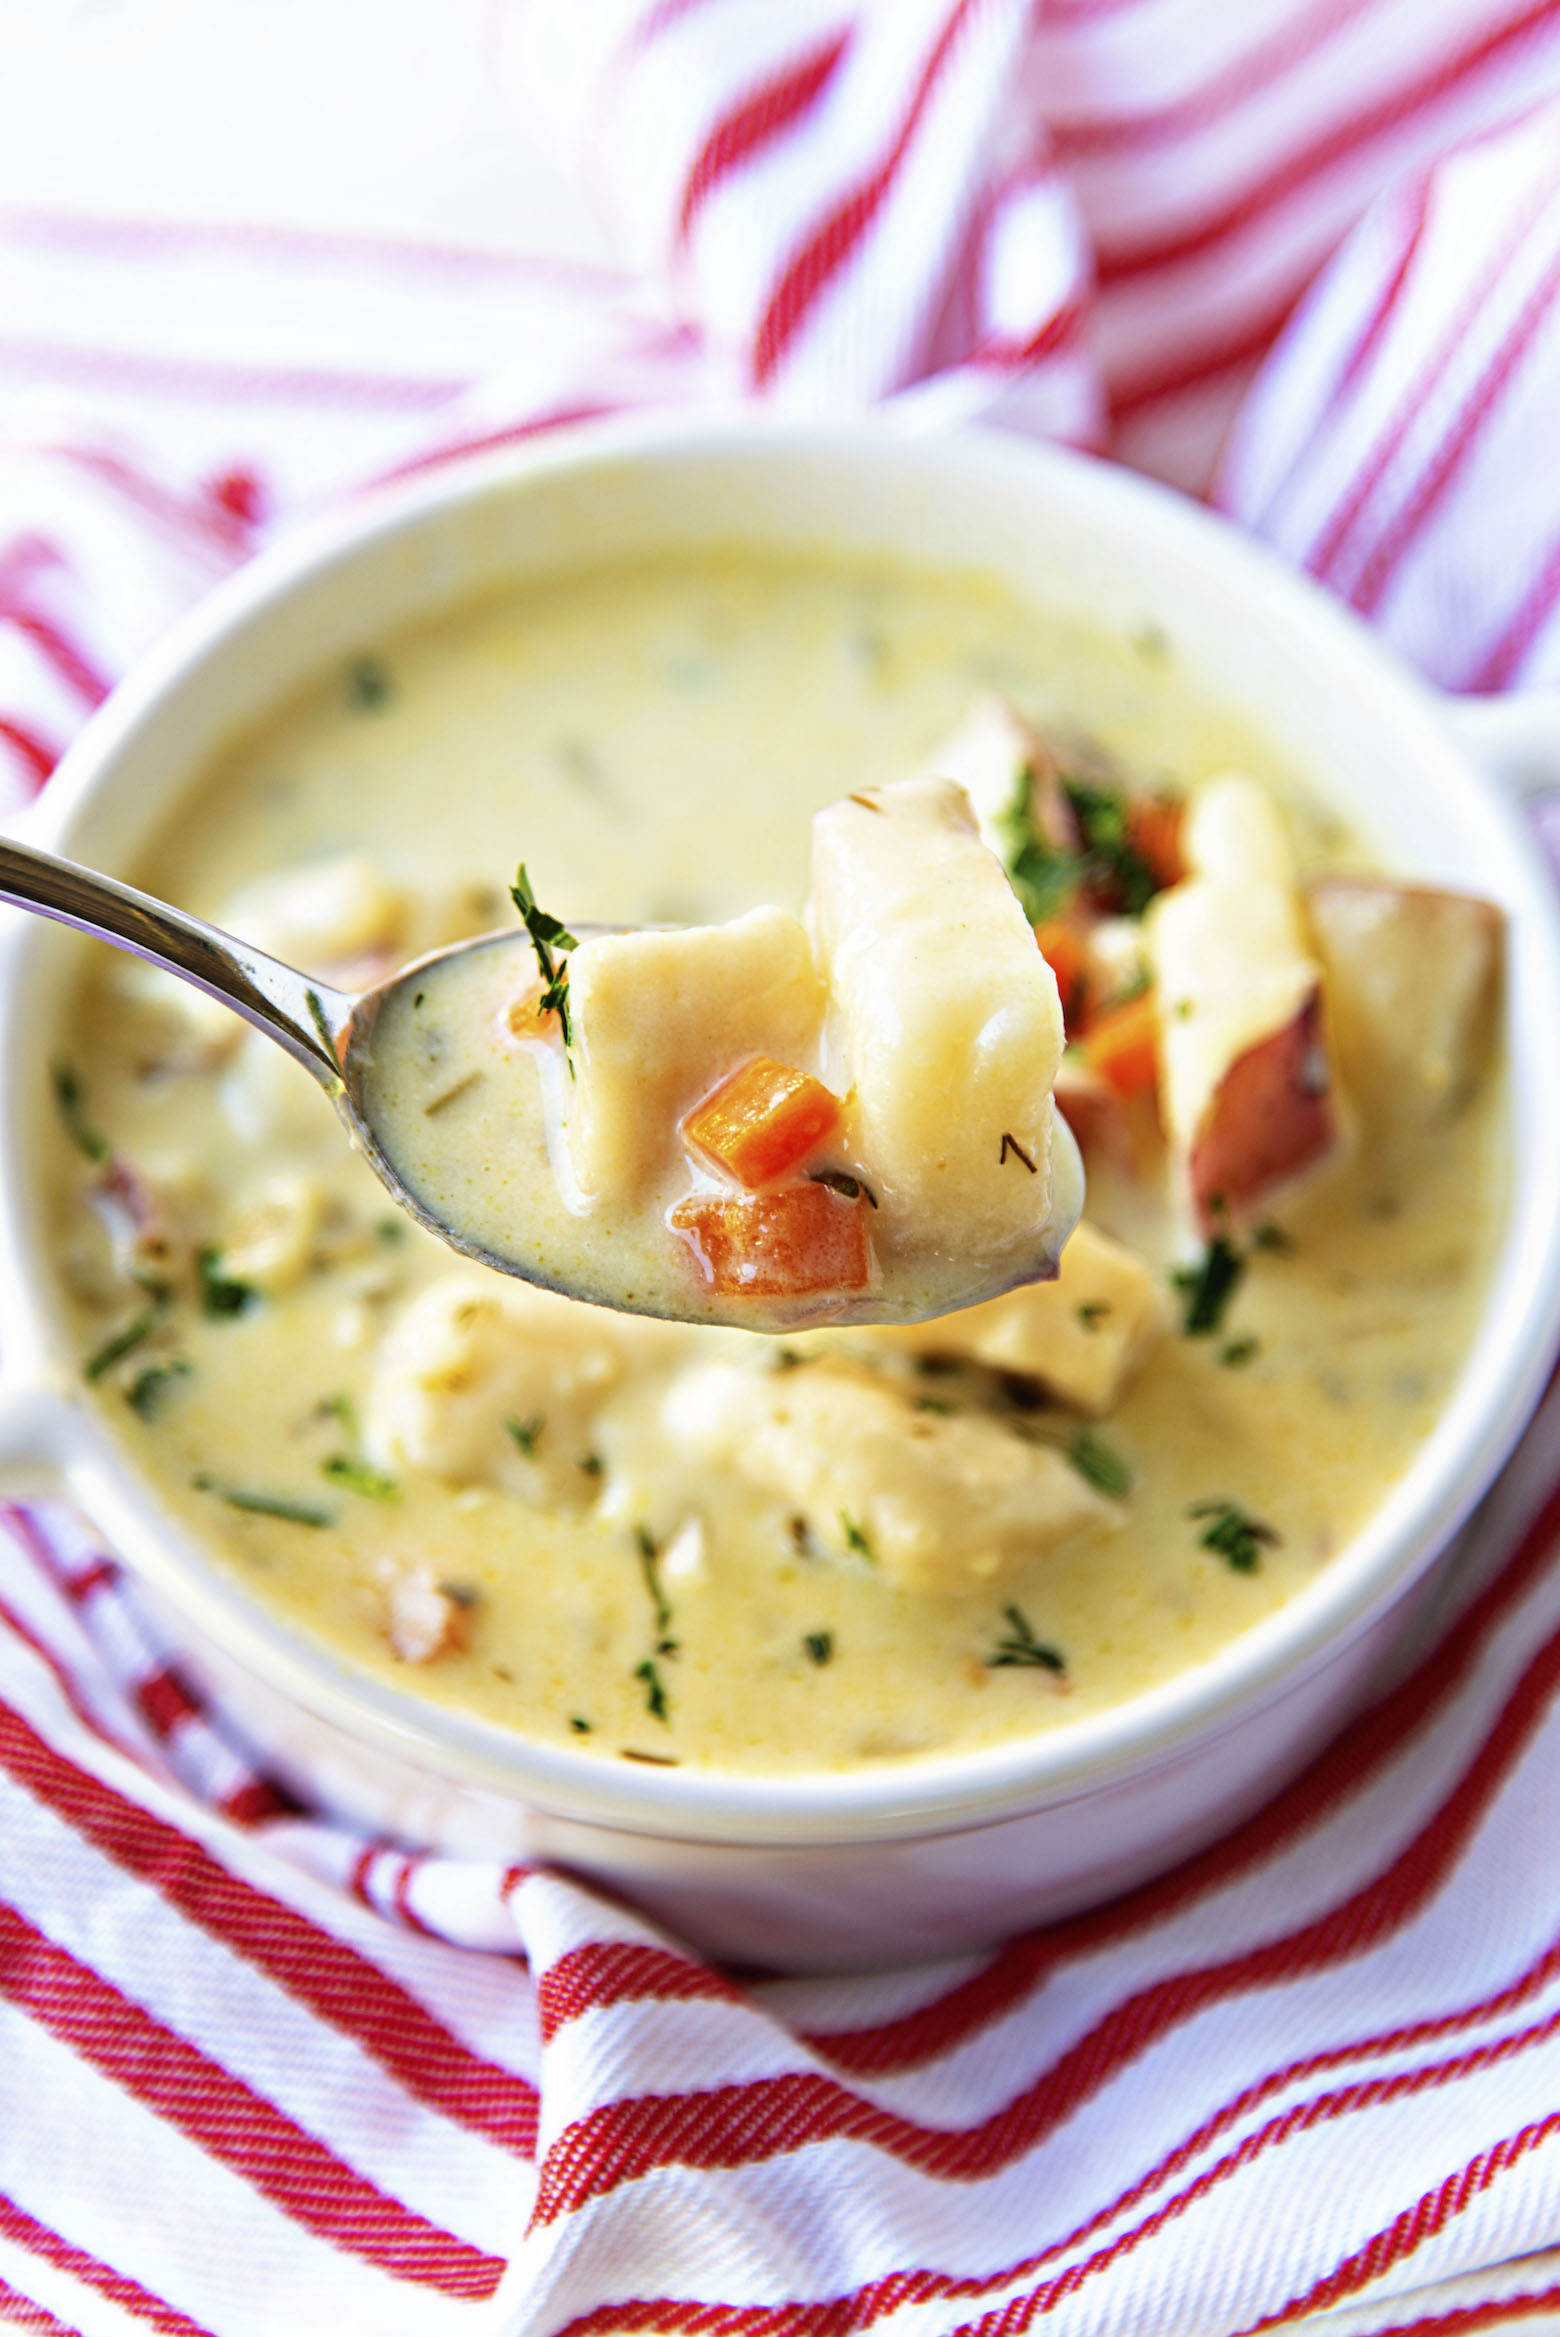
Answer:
807;778;1072;1263
1147;776;1339;1233
563;907;825;1209
364;1273;666;1502
660;1358;1113;1593
874;1221;1168;1415
1307;881;1501;1133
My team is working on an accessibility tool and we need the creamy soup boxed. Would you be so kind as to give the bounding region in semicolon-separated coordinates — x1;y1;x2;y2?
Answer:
46;551;1506;1776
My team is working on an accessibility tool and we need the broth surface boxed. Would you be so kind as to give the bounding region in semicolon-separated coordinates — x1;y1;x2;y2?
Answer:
48;551;1505;1774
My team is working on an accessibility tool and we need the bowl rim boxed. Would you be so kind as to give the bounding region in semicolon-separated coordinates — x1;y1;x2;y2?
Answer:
3;406;1559;1847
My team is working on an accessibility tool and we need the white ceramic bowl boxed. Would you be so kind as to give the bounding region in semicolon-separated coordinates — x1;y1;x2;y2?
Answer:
3;417;1559;1971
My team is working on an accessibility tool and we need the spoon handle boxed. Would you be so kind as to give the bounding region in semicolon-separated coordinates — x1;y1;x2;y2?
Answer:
0;836;351;1088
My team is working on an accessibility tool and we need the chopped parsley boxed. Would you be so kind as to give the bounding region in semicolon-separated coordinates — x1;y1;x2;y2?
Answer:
1062;778;1159;916
84;1308;158;1383
803;1631;834;1667
839;1513;876;1563
197;1247;257;1320
1068;1429;1132;1499
510;862;578;1055
505;1414;545;1459
51;1060;110;1164
985;1603;1066;1674
1188;1499;1280;1573
1172;1237;1245;1336
346;654;392;710
321;1454;400;1503
192;1475;333;1528
125;1358;191;1419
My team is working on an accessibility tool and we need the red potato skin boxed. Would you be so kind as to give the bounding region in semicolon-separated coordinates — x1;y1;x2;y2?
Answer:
1189;987;1337;1236
669;1181;873;1297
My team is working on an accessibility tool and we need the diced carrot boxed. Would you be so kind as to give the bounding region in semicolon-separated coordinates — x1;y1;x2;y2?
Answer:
1126;795;1186;890
1034;919;1089;1034
682;1057;841;1189
670;1182;872;1298
1083;989;1160;1098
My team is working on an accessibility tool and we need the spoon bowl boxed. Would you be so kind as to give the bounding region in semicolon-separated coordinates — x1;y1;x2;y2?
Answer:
0;835;1081;1330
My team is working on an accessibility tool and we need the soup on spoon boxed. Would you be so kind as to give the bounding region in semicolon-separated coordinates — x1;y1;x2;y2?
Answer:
353;774;1083;1330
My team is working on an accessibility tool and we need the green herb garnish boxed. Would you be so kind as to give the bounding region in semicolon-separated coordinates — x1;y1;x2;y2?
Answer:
376;1217;406;1244
634;1657;671;1724
579;1452;604;1479
1069;1429;1132;1499
803;1631;834;1667
914;1395;956;1415
321;1454;400;1503
505;1415;545;1459
1252;1221;1295;1254
197;1247;257;1320
809;1169;878;1207
840;1513;876;1563
52;1060;110;1164
997;767;1077;925
346;654;392;710
1188;1499;1279;1573
636;1527;677;1653
1077;1302;1110;1331
1219;1337;1260;1368
1062;778;1160;916
1172;1237;1245;1336
510;862;578;1054
84;1308;158;1382
192;1475;333;1528
125;1358;191;1419
570;1716;593;1734
985;1603;1066;1673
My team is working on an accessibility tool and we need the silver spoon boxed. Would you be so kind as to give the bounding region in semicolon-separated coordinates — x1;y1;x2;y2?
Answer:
0;835;1082;1329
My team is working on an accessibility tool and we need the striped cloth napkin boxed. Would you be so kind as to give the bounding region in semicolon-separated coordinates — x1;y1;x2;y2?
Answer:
4;5;1560;2331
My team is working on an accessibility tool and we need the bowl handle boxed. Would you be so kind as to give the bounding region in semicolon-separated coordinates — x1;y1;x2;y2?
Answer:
1443;688;1560;803
0;1379;72;1496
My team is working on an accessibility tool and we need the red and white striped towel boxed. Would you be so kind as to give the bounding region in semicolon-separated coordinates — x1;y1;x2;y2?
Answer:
4;6;1560;2332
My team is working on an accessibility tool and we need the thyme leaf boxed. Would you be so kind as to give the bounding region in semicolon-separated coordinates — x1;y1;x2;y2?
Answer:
321;1454;400;1503
52;1060;110;1164
634;1657;671;1725
1187;1498;1280;1573
510;862;578;1054
985;1603;1066;1673
84;1308;157;1382
192;1475;334;1528
198;1247;257;1320
1172;1237;1245;1336
125;1358;191;1419
839;1513;876;1563
1068;1429;1132;1499
505;1414;545;1459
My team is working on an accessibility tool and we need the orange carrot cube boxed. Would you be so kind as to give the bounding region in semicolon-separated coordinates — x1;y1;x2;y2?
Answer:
670;1182;872;1298
682;1057;841;1189
1083;989;1160;1098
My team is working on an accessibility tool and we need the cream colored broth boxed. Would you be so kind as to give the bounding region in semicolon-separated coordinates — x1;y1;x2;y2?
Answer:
48;550;1504;1775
